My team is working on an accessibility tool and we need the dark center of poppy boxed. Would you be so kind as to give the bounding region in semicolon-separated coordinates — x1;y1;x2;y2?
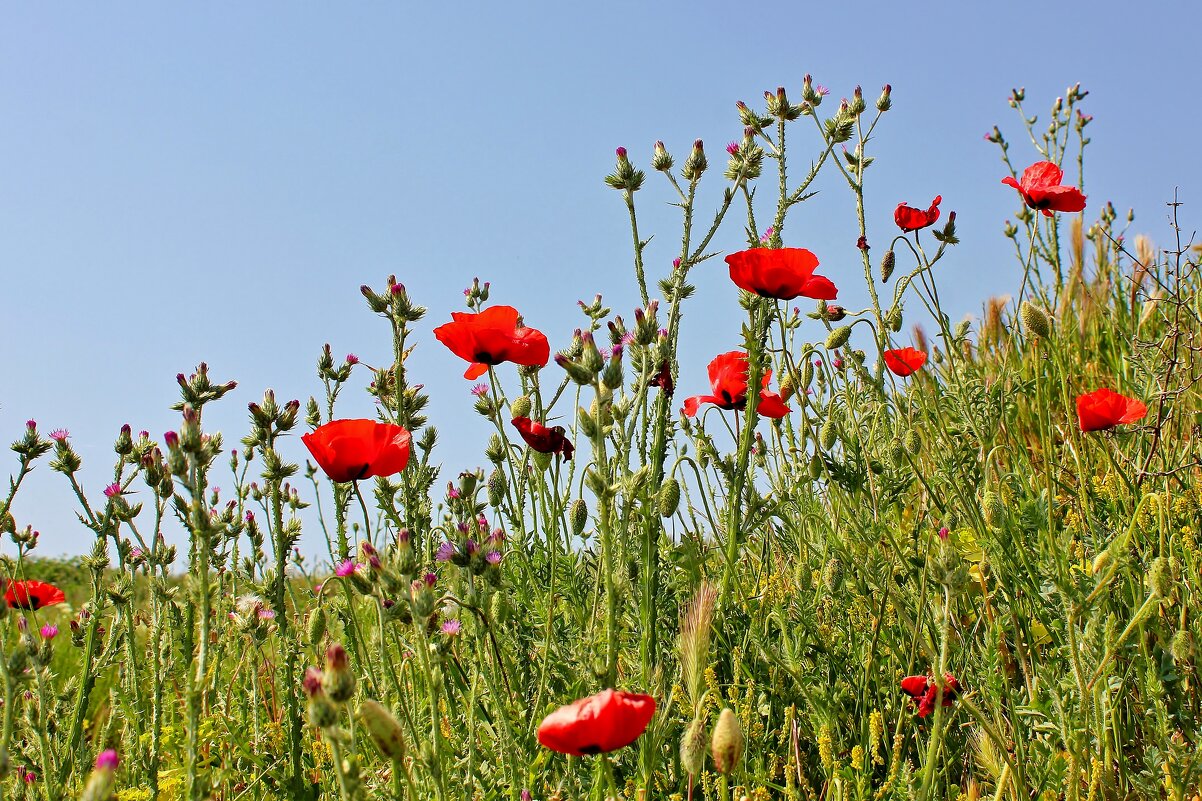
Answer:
578;744;602;755
355;463;371;481
474;351;499;365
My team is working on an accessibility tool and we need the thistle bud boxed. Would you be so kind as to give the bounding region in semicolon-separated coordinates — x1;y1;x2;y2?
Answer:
848;86;866;116
555;354;595;386
682;139;708;182
652;141;673;172
602;345;624;390
680;716;708;777
657;477;681;518
509;396;532;419
570;498;588;536
80;750;119;801
876;84;892;112
1019;301;1053;340
825;326;852;350
711;708;745;776
485;434;505;465
358;700;407;763
114;424;133;457
880;249;895;283
322;644;356;704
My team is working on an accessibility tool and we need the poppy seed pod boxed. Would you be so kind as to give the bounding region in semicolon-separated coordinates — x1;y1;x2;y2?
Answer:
710;708;745;775
1020;301;1053;339
358;700;407;763
657;478;681;518
680;716;708;777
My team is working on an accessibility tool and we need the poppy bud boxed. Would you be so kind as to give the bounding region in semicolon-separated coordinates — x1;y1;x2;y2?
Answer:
808;453;823;480
710;708;745;775
880;249;895;283
826;305;847;322
652;141;673;172
487;469;507;507
801;360;814;390
1019;301;1053;340
1148;557;1172;599
823;558;843;592
510;396;532;419
657;478;681;518
889;438;906;467
358;700;407;763
680;716;707;777
982;490;1005;530
570;499;588;536
307;607;327;648
820;419;838;451
825;326;852;350
1171;630;1194;664
885;306;903;332
778;373;795;403
904;430;921;456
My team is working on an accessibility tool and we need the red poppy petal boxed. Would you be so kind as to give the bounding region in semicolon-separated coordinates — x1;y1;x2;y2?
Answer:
1035;185;1087;213
754;391;790;418
900;675;929;698
682;395;720;417
798;274;838;301
1021;161;1064;190
464;363;489;380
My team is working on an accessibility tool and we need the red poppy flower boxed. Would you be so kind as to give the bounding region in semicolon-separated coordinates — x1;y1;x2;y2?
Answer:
5;580;66;610
511;416;574;460
536;689;656;756
883;347;927;377
682;351;790;419
648;359;674;396
724;247;838;301
1002;162;1087;217
434;305;550;380
900;673;961;718
894;196;941;232
1076;388;1148;432
301;419;412;483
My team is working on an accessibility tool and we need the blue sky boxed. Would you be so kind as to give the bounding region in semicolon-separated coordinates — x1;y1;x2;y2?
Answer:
2;2;1199;558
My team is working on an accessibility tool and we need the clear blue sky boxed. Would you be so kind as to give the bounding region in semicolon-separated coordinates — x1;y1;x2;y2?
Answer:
3;2;1199;558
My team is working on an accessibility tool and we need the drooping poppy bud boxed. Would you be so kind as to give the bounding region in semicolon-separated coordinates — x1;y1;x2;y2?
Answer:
710;708;745;775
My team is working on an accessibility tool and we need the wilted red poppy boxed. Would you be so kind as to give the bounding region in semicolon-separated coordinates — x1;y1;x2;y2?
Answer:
536;689;656;756
1002;162;1087;217
682;351;790;418
895;196;941;232
1076;388;1147;432
434;305;550;380
5;580;66;610
724;247;837;301
302;419;411;483
901;673;961;718
648;359;674;396
511;416;574;460
883;347;927;377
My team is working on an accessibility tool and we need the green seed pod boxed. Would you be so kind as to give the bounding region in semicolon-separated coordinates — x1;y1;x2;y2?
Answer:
1090;550;1112;576
1170;630;1194;664
808;452;823;480
1148;556;1172;599
903;429;921;456
885;306;903;332
570;498;588;536
889;438;906;466
1019;301;1052;340
820;418;838;450
710;708;745;776
509;395;532;419
307;607;327;648
880;249;895;283
358;700;407;763
801;360;815;390
487;468;507;507
680;716;708;777
657;478;681;518
825;326;852;350
982;490;1005;530
822;557;843;592
489;591;509;624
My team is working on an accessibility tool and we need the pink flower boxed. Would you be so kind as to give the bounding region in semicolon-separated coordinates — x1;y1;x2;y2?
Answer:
441;619;462;636
103;483;122;498
95;750;119;772
345;353;359;365
40;624;58;640
49;429;69;442
470;383;489;397
334;559;357;577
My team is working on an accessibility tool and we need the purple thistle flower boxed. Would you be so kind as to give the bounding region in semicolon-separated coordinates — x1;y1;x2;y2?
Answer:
334;559;357;577
760;226;775;242
257;608;276;620
485;551;502;566
465;539;479;556
435;541;456;562
48;429;69;442
103;483;122;498
345;353;359;365
441;619;462;636
40;624;58;640
423;572;437;587
470;383;489;397
726;141;739;155
95;750;119;772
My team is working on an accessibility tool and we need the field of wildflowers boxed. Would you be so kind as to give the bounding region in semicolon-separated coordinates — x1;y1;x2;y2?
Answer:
2;81;1200;801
